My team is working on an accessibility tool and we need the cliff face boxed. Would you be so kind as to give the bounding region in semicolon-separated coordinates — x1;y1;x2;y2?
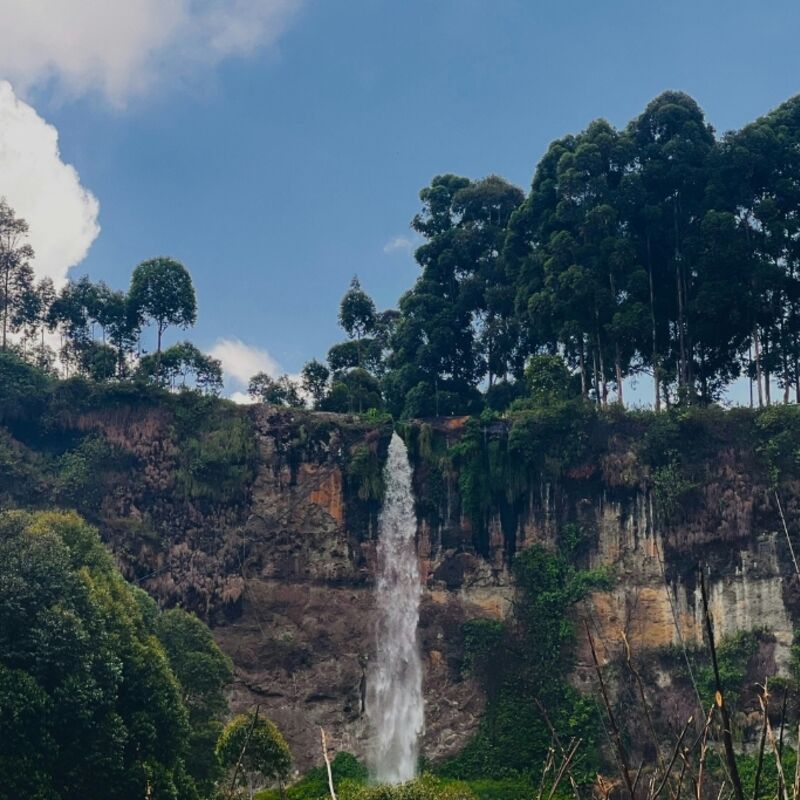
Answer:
6;398;800;770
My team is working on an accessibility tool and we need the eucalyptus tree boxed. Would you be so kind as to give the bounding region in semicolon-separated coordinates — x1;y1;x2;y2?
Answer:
624;91;716;405
387;173;523;416
129;257;197;370
714;96;800;405
0;199;35;351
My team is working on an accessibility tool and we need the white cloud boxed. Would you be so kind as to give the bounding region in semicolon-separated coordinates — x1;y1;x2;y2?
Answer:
209;337;281;386
229;390;256;405
383;235;414;254
0;81;100;287
0;0;303;105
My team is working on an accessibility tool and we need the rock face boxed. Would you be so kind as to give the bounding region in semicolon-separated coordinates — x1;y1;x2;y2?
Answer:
22;402;800;772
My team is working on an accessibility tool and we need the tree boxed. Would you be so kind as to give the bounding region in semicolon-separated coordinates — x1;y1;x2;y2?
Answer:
248;372;304;407
0;509;204;800
301;359;330;408
624;92;716;406
216;711;292;796
137;341;223;395
0;199;35;351
338;276;377;369
129;257;197;365
320;367;382;414
156;608;233;795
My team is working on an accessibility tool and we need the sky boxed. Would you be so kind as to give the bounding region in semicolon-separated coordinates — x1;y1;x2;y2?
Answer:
1;0;799;399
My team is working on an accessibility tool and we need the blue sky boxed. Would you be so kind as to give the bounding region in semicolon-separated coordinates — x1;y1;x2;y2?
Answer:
2;0;800;397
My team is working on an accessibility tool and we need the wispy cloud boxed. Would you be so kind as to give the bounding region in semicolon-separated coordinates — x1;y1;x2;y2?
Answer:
0;81;100;287
0;0;304;105
208;337;281;387
383;235;415;254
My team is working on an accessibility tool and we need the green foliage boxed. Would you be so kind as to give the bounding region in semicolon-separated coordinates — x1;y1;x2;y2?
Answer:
652;457;698;521
249;372;305;407
256;752;368;800
0;349;50;424
0;509;221;800
346;442;385;503
693;629;761;712
737;746;796;800
507;400;596;481
339;774;475;800
755;404;800;486
523;355;574;405
441;545;609;783
172;396;257;506
216;711;292;789
156;609;234;795
129;257;197;354
462;619;505;677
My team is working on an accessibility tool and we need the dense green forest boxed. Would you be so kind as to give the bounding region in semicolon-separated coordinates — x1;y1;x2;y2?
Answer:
5;91;800;414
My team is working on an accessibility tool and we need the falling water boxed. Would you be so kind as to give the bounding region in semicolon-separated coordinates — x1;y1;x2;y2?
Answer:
367;432;424;784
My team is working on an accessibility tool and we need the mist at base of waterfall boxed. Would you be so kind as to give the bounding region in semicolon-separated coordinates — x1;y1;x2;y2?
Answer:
366;432;424;784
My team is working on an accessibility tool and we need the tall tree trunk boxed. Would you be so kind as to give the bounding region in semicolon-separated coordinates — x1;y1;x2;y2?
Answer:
596;330;607;408
754;328;764;408
674;195;687;392
615;343;624;406
578;338;588;399
1;267;9;351
647;236;661;412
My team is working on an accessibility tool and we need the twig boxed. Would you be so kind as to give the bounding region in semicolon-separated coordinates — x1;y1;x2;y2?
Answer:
652;715;694;800
760;692;791;800
621;629;667;779
320;727;337;800
547;739;582;800
533;698;581;800
585;620;636;800
752;684;769;800
775;490;800;580
228;705;261;799
699;568;745;800
536;745;556;800
778;687;789;800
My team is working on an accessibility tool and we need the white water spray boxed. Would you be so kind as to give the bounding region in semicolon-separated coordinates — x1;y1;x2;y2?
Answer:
367;432;424;784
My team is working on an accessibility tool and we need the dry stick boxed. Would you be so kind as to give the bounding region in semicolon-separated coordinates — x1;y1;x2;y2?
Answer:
675;757;688;800
793;721;800;800
699;569;745;800
533;699;582;800
651;715;694;800
228;705;261;799
751;685;769;800
778;687;789;800
696;704;717;800
621;630;668;781
320;727;337;800
775;490;800;580
536;745;556;800
761;693;791;800
585;620;636;800
546;738;582;800
632;760;645;796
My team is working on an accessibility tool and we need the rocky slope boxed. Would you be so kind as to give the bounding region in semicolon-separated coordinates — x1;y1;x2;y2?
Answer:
4;397;800;770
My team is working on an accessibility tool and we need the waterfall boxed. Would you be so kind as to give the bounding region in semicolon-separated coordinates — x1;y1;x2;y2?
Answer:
367;432;424;784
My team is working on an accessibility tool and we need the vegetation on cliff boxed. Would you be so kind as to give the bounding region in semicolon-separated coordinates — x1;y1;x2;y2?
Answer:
0;509;232;799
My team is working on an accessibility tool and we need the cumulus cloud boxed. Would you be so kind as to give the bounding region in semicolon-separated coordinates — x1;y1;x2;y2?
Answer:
0;81;100;287
229;390;256;405
0;0;303;104
208;337;281;386
383;235;415;254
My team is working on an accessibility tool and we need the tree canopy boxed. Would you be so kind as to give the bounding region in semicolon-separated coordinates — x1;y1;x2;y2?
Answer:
0;509;232;800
